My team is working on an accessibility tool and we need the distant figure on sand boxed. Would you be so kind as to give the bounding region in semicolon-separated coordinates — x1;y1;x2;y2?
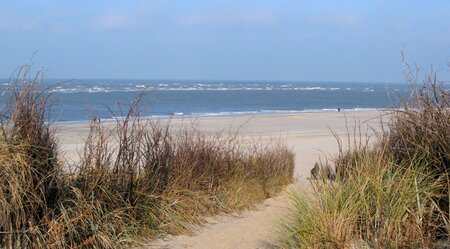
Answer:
338;108;341;112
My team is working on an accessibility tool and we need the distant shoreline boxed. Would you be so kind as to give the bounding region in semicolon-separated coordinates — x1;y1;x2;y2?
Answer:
53;107;389;125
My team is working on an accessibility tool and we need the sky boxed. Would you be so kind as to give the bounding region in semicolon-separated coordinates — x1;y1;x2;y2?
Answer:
0;1;449;82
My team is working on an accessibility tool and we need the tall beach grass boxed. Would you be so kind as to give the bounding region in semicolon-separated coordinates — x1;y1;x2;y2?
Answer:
283;65;449;248
0;66;295;248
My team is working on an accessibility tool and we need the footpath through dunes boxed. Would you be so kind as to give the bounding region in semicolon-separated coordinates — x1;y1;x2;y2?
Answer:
56;111;385;249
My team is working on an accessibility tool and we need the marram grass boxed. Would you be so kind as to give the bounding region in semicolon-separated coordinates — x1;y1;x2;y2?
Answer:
282;68;449;248
283;149;442;248
0;66;295;248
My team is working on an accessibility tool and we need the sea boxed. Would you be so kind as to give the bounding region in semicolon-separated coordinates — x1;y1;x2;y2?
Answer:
0;79;410;123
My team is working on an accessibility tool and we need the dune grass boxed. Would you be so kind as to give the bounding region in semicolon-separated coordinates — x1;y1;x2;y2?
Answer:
283;66;449;248
284;147;443;248
0;66;295;248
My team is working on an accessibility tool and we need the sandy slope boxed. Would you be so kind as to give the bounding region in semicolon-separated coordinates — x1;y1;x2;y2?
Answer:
55;111;385;249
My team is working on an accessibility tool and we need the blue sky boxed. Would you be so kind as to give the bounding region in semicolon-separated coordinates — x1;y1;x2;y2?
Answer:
0;1;449;82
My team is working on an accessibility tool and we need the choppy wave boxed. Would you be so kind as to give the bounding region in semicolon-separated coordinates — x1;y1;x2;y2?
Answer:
0;78;411;94
0;78;409;123
33;81;392;94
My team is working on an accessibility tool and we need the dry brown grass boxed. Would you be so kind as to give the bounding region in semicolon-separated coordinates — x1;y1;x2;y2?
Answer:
0;66;62;247
383;64;450;230
0;66;295;248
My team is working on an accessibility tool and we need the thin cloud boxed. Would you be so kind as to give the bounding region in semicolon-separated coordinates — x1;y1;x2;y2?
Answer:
94;11;134;29
0;16;9;29
310;13;364;29
239;10;276;25
179;9;276;27
0;15;40;31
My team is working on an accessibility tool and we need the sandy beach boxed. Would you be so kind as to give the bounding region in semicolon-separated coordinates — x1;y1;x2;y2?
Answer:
57;110;386;178
55;110;386;248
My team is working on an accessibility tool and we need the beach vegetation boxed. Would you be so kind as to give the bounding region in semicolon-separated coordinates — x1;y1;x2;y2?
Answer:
0;65;295;248
282;64;449;248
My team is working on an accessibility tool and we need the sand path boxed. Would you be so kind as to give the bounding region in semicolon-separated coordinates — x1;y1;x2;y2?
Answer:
56;111;385;249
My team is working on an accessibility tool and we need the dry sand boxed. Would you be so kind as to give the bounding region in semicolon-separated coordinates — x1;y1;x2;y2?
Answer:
55;110;387;249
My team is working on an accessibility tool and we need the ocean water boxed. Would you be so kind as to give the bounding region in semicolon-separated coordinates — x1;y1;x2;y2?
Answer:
0;79;410;123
